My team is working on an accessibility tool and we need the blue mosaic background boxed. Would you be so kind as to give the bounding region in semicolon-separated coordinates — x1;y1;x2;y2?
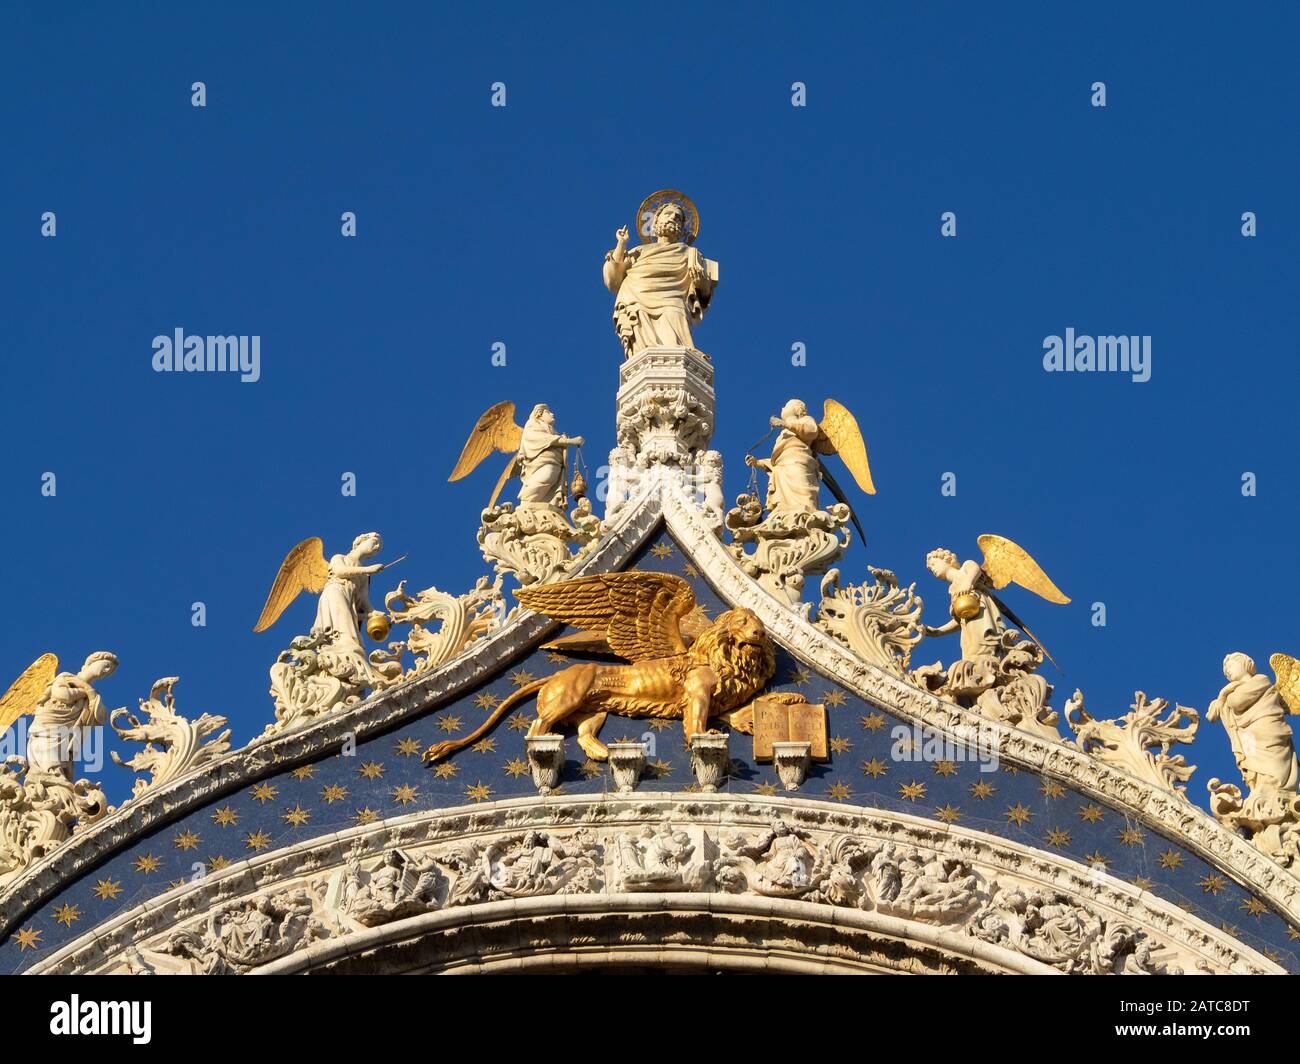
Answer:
5;527;1297;972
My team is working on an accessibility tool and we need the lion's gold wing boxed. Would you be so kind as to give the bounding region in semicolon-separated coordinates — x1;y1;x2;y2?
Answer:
516;572;696;661
448;401;524;482
977;534;1070;604
1271;653;1300;715
0;653;58;734
253;537;330;633
817;399;875;495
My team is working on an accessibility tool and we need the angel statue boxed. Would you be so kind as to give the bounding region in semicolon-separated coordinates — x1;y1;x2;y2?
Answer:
449;402;597;586
743;398;875;528
603;190;718;359
1205;651;1300;866
0;651;118;778
448;401;584;511
914;535;1069;740
728;399;874;608
254;533;405;732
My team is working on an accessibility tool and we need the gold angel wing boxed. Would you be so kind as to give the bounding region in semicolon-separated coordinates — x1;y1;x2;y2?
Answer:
448;401;524;482
977;534;1071;604
1270;653;1300;715
516;572;696;661
816;399;875;495
0;653;58;734
252;537;330;632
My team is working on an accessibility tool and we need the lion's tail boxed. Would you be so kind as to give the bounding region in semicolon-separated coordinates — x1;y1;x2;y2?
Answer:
423;677;548;763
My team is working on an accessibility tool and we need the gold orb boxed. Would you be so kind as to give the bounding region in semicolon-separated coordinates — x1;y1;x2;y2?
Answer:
951;591;981;621
365;611;391;641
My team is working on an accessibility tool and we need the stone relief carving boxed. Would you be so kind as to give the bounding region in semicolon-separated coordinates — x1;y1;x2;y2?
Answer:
109;677;231;799
1064;689;1198;801
321;845;443;928
816;566;924;676
614;824;706;891
151;888;330;975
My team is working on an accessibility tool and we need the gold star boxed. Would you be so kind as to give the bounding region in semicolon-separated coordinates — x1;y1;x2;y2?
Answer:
212;806;239;827
391;784;419;806
754;781;778;796
510;670;536;687
472;738;497;754
133;853;161;874
250;783;278;804
321;784;348;804
437;714;463;734
53;904;80;927
935;804;963;824
93;877;123;901
283;805;311;826
433;762;459;779
14;927;41;952
1084;850;1111;869
650;542;674;559
1046;828;1071;848
898;781;926;802
395;738;421;757
829;736;852;754
1200;874;1226;896
1264;946;1282;963
580;760;604;780
474;692;501;711
504;758;529;778
1241;897;1268;919
465;781;493;803
1001;764;1020;775
786;667;811;687
174;830;201;851
356;761;383;779
1132;875;1154;891
1040;780;1065;799
823;689;847;708
1159;849;1184;870
1004;803;1032;827
862;757;889;778
969;781;996;800
1219;920;1238;936
290;764;317;781
827;782;852;802
1078;804;1105;823
245;830;273;851
507;713;531;732
207;855;231;872
1288;925;1300;941
646;717;672;731
545;651;569;664
353;807;379;826
860;712;885;731
683;563;700;578
1118;827;1144;847
646;759;673;779
933;760;958;778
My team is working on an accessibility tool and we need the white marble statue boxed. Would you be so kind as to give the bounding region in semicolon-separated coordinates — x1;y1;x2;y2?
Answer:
603;197;717;358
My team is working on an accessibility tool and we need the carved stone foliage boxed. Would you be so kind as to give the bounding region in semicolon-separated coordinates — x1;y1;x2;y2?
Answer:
264;629;371;737
110;678;232;799
477;500;600;588
1065;689;1198;801
725;501;851;611
816;567;923;676
0;764;106;889
383;576;505;678
58;799;1265;977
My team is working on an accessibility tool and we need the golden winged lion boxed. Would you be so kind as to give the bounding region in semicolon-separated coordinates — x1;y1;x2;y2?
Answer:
423;572;778;763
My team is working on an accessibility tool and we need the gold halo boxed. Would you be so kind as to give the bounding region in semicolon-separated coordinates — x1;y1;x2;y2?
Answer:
635;189;699;245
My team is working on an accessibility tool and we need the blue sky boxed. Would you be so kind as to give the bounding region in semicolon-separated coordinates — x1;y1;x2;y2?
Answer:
1;1;1296;807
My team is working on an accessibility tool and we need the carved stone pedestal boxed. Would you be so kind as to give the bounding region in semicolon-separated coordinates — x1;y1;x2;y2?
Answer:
607;347;723;530
688;732;730;793
771;741;812;791
524;734;565;795
607;742;647;794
